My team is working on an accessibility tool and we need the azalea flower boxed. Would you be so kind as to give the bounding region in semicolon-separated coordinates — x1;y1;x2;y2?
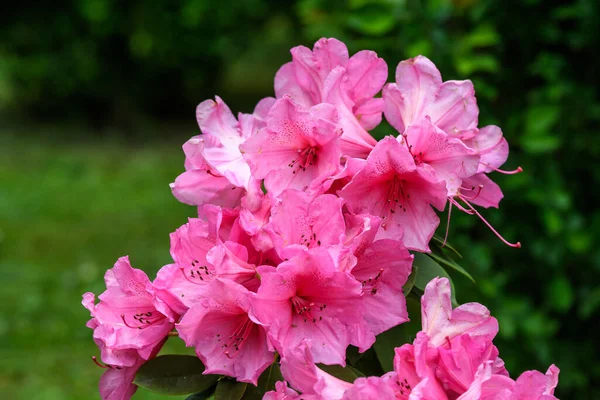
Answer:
82;257;176;400
252;248;364;365
340;136;447;251
275;38;386;157
240;97;343;197
177;278;273;384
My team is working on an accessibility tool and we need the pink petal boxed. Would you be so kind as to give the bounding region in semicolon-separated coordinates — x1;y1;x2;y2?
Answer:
429;80;479;135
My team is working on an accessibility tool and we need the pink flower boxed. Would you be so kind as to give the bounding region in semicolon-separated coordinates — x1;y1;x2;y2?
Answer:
421;277;498;347
279;341;352;399
383;55;478;137
479;364;560;400
263;381;302;400
266;189;345;258
341;213;413;340
95;343;165;400
401;117;480;196
436;334;507;395
349;238;413;339
339;136;447;251
177;278;274;384
252;248;364;365
275;38;386;157
170;136;246;208
457;125;519;210
171;97;273;208
82;257;176;368
383;55;521;247
341;376;397;400
240;97;343;197
97;358;143;400
387;277;505;399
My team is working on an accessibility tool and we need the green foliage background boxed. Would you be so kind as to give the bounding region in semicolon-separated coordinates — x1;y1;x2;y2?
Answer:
1;0;598;398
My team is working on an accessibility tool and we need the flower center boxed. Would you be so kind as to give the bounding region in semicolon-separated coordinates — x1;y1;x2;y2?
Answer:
290;296;326;323
360;268;385;295
287;146;318;174
120;310;165;329
381;175;409;229
179;259;213;285
216;315;254;358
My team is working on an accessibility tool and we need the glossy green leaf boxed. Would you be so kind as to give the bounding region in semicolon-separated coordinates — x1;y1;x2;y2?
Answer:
347;347;384;377
373;296;421;372
428;253;475;283
215;379;247;400
186;389;216;400
402;266;417;296
431;236;463;258
134;355;220;395
413;253;457;306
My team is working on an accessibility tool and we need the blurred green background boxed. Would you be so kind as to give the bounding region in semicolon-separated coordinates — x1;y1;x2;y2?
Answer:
1;0;598;398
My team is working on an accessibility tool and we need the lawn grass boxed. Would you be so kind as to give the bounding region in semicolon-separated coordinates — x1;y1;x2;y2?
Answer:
0;130;200;399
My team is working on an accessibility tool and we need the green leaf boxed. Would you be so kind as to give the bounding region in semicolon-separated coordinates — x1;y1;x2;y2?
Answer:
347;347;384;377
134;355;220;395
186;390;216;400
431;236;462;258
373;296;421;371
215;379;247;400
427;253;475;283
402;267;417;296
413;253;457;306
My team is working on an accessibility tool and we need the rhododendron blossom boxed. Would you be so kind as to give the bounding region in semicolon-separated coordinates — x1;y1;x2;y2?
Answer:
177;278;273;384
340;136;447;251
82;37;559;400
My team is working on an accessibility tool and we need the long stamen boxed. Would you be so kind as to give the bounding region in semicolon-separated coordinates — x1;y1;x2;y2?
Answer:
288;147;317;174
361;268;385;295
449;198;475;215
121;314;140;329
443;200;453;247
179;265;206;285
458;196;521;248
121;312;165;330
221;316;254;358
291;296;324;323
460;185;483;200
480;162;523;175
92;356;109;369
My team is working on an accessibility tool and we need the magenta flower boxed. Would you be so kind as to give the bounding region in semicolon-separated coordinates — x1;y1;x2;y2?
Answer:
384;55;521;247
507;364;560;400
279;341;352;399
402;116;480;196
350;238;413;338
340;136;447;251
170;136;246;208
177;278;274;384
383;55;478;137
275;38;386;157
266;189;345;257
252;248;364;365
341;376;397;400
263;381;302;400
421;277;498;347
171;96;273;208
240;97;343;197
96;357;143;400
82;256;176;368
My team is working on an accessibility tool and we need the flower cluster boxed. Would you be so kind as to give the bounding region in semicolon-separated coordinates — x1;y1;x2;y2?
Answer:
82;38;557;400
266;278;559;400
